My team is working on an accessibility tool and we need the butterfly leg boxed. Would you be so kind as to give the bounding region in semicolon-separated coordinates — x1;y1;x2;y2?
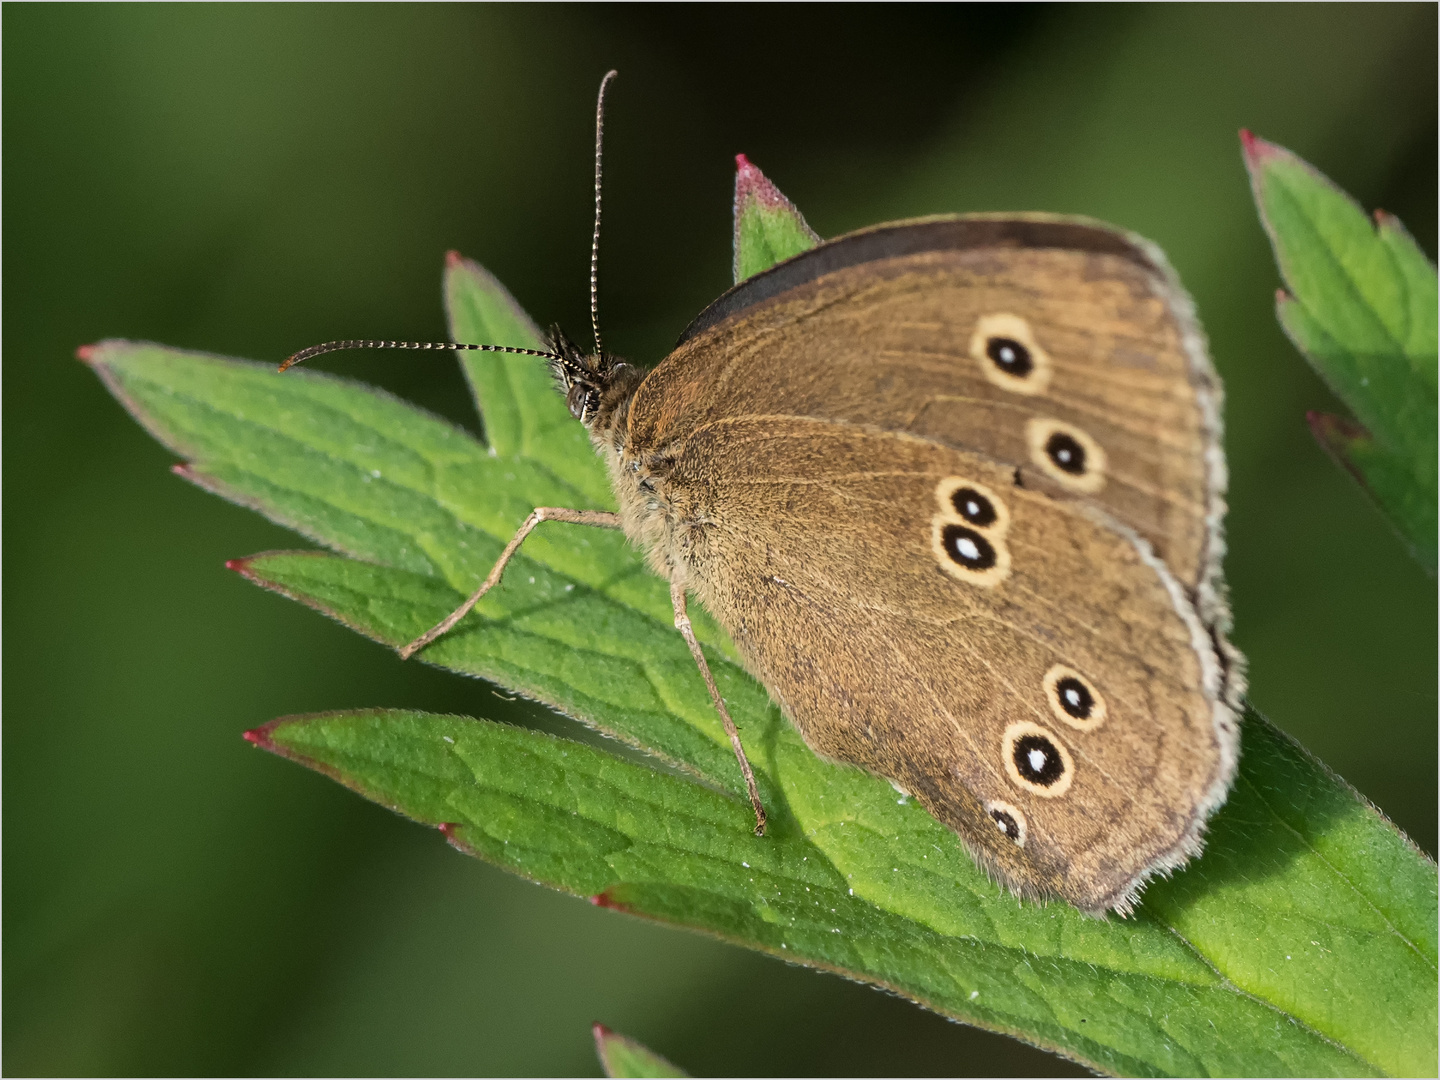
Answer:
399;508;623;660
669;578;767;837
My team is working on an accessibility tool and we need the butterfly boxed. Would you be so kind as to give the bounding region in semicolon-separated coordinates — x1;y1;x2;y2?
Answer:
282;72;1244;915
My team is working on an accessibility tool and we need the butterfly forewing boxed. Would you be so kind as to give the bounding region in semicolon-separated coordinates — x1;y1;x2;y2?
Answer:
647;216;1224;599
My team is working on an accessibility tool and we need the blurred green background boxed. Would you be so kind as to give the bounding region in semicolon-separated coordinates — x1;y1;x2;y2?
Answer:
5;4;1435;1076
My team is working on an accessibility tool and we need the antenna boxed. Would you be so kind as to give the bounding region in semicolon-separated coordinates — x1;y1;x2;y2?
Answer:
590;70;618;358
279;71;620;375
279;339;561;373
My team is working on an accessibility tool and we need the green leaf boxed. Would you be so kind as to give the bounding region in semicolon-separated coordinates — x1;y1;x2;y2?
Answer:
443;252;613;506
246;704;1432;1079
87;255;1437;1077
1242;132;1438;571
732;155;821;283
592;1025;688;1079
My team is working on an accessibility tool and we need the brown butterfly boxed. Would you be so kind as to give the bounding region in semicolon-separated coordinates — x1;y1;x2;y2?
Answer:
282;72;1244;915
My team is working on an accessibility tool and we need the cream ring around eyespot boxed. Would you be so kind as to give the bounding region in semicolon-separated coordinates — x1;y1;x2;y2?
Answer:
1043;664;1107;732
1025;417;1107;493
984;799;1027;847
1002;721;1074;797
969;312;1053;395
933;476;1010;536
931;516;1011;588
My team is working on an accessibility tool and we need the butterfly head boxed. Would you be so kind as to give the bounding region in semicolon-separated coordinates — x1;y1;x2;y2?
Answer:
547;324;642;431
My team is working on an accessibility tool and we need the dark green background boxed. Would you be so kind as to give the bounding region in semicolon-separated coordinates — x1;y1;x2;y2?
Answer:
5;4;1435;1076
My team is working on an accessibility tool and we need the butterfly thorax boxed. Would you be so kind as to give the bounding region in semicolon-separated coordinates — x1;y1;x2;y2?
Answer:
545;327;694;581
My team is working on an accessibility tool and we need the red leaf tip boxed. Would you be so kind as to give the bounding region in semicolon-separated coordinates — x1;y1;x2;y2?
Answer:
445;249;464;269
734;153;791;211
75;343;98;363
1239;129;1281;168
589;888;628;912
225;557;251;573
242;726;272;748
592;1022;613;1040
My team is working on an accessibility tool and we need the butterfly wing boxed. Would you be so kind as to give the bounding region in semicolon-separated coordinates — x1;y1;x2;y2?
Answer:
658;414;1235;913
634;216;1235;653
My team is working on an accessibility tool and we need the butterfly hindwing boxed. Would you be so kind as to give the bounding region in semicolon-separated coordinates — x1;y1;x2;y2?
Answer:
654;414;1232;913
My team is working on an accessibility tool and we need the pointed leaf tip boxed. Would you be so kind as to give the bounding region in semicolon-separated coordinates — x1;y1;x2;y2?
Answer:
445;249;463;269
733;152;795;211
75;343;97;363
224;558;249;573
1239;129;1281;171
589;889;629;912
594;1023;688;1079
1246;134;1437;569
243;726;273;748
732;155;820;284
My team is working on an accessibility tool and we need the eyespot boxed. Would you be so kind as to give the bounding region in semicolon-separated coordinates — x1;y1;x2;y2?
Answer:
931;478;1010;586
1043;665;1107;731
1002;721;1074;797
942;525;995;569
1025;418;1107;493
933;477;1010;534
987;337;1032;377
970;313;1053;395
951;487;997;527
984;799;1027;847
932;520;1011;587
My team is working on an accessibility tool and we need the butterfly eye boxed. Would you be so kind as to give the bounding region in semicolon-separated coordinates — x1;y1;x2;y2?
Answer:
1002;722;1074;797
1042;665;1107;731
985;800;1027;847
1025;418;1107;493
950;487;997;527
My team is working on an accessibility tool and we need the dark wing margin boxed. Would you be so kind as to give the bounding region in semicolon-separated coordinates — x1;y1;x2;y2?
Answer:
677;213;1156;347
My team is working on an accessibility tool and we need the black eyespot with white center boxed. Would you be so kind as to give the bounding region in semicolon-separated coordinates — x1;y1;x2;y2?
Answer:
941;524;997;570
950;487;997;527
1055;676;1093;720
1013;733;1065;787
1002;722;1074;796
984;799;1027;846
992;808;1019;838
986;336;1033;378
1042;665;1106;731
1045;431;1087;475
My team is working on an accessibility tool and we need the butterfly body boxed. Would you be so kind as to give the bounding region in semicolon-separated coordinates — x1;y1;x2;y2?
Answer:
573;215;1244;914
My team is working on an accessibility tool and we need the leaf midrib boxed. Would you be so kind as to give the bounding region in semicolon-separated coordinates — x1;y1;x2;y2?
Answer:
1269;176;1406;360
1160;922;1381;1077
1237;768;1436;972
